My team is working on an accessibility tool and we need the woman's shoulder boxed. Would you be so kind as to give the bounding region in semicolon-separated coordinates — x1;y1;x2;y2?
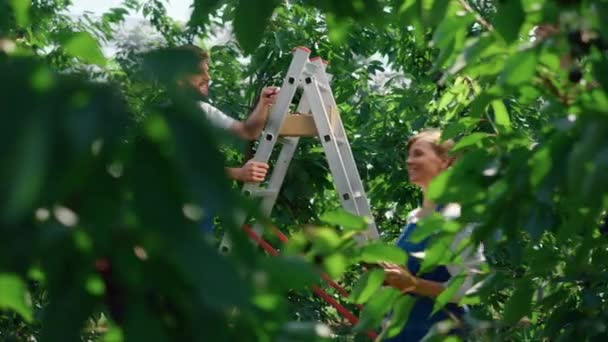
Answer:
406;208;422;224
440;203;461;220
406;203;461;223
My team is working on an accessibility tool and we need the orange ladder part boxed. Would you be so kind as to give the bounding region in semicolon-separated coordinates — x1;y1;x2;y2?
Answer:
241;225;378;341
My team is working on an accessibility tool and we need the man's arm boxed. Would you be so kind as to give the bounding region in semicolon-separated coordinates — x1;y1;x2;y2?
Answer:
229;87;279;140
225;159;269;182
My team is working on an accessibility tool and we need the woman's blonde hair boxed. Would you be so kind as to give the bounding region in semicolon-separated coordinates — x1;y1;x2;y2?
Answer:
407;129;456;166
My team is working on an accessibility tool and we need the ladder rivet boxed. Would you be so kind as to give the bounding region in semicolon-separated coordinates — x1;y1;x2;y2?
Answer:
305;77;312;84
244;190;252;197
288;77;295;84
266;133;274;141
324;135;331;142
343;193;351;200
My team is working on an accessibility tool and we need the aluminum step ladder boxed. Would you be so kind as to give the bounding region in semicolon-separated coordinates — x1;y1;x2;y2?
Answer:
220;46;379;252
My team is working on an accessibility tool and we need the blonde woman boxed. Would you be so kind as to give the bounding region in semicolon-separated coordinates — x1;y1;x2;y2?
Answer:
382;130;485;341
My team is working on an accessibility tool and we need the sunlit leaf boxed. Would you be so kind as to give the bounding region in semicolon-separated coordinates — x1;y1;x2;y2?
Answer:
491;100;512;133
529;147;551;187
61;32;107;66
252;294;281;311
9;0;31;26
354;287;401;331
432;274;465;314
349;268;385;304
427;168;452;201
358;243;407;265
323;253;348;278
451;132;488;152
419;236;453;273
320;209;367;231
0;273;32;322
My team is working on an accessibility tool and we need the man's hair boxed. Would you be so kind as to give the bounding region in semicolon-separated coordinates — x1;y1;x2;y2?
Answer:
141;44;209;84
407;129;456;166
176;44;209;65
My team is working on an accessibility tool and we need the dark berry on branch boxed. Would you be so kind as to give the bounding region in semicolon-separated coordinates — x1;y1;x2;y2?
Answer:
568;68;583;83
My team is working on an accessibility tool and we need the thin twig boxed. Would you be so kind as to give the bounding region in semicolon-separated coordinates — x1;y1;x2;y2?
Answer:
458;0;494;32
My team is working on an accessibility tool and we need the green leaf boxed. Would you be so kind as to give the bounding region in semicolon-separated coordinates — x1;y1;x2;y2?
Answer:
190;0;223;26
85;275;105;296
252;294;281;311
234;0;280;54
432;13;473;49
326;14;353;44
61;32;107;66
491;100;512;133
4;114;48;222
503;279;535;324
593;59;608;93
447;34;497;76
410;213;460;243
432;274;466;314
427;0;451;27
323;253;348;278
9;0;31;26
358;243;408;265
451;132;488;152
103;326;124;342
499;50;537;86
348;268;385;304
320;209;367;231
309;228;342;254
355;287;401;331
0;273;32;322
386;295;416;337
529;147;552;187
262;256;319;290
494;0;525;44
427;168;452;201
419;236;453;273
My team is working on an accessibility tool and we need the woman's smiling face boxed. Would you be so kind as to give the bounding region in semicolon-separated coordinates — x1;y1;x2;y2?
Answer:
406;139;450;189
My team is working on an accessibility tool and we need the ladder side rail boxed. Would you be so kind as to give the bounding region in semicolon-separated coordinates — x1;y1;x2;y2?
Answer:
303;76;362;219
242;48;311;196
312;61;379;239
220;48;310;251
249;95;313;235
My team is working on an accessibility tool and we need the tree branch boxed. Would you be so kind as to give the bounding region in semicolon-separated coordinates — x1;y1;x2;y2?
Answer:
458;0;494;32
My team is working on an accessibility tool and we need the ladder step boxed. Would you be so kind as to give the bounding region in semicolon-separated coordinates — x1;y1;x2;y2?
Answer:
318;83;331;92
244;189;279;198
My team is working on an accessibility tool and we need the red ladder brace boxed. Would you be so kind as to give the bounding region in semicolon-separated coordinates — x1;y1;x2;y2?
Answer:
242;225;378;341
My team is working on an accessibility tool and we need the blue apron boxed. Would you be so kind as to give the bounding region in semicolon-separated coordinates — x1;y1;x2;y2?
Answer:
384;218;464;341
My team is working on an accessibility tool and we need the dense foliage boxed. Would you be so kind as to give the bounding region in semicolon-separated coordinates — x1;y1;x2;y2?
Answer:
1;0;607;341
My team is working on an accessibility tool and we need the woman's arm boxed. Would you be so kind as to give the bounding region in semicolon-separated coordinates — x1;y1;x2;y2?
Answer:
382;263;444;298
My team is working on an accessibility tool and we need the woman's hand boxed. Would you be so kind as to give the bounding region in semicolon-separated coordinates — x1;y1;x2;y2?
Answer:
380;262;417;293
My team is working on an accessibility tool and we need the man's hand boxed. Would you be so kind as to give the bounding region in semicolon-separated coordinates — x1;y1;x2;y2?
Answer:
233;159;269;183
381;262;417;293
257;87;279;108
233;87;279;140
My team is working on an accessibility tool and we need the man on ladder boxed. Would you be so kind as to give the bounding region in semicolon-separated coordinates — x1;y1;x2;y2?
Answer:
171;45;280;233
220;46;379;251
